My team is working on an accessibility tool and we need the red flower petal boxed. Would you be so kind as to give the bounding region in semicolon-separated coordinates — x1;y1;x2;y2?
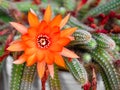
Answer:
37;61;46;79
37;50;45;62
28;27;37;37
61;27;77;37
7;41;25;51
43;5;52;22
47;64;54;78
13;54;26;64
57;37;70;46
28;10;39;27
50;14;62;27
10;22;27;34
26;54;37;66
45;51;54;64
61;48;79;58
54;53;66;68
38;20;47;33
25;40;36;48
25;47;37;55
49;43;63;52
59;14;70;29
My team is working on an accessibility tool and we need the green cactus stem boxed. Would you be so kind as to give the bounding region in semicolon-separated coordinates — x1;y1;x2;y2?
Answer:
90;48;120;90
75;38;97;50
68;16;95;32
0;0;38;12
63;0;76;11
111;34;120;46
49;64;61;90
97;65;112;90
65;58;88;86
10;64;25;90
20;64;36;90
107;49;120;60
69;30;92;46
83;0;120;19
93;33;115;50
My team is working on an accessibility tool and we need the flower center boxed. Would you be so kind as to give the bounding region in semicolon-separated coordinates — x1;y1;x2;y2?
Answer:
37;34;50;48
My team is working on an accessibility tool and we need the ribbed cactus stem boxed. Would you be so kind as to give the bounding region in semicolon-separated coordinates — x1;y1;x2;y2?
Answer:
68;16;95;32
65;58;88;85
90;48;120;90
83;0;120;19
63;0;76;11
93;33;116;50
98;65;112;90
111;34;120;46
20;64;36;90
78;38;97;50
69;30;92;46
74;30;92;42
0;0;38;12
49;64;61;90
107;49;120;60
73;38;97;50
10;64;25;90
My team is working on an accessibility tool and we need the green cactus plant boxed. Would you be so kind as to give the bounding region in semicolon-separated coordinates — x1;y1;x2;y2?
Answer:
0;0;120;90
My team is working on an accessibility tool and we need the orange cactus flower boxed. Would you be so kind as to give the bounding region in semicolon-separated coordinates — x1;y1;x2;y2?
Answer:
7;5;79;79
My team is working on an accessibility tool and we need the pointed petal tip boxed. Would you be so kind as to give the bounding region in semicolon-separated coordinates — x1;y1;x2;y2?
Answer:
48;64;54;78
9;22;16;27
50;74;54;78
60;14;71;29
37;61;46;79
30;8;36;16
9;22;14;24
28;10;39;27
6;47;11;51
67;13;71;17
61;48;79;58
10;22;27;34
13;60;25;64
47;4;51;9
68;36;75;40
61;27;78;37
6;46;14;51
9;22;17;26
13;61;19;64
73;27;78;30
6;42;24;51
44;5;52;22
13;54;26;64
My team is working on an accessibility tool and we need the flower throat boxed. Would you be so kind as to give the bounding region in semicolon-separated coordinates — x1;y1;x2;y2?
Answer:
37;34;50;48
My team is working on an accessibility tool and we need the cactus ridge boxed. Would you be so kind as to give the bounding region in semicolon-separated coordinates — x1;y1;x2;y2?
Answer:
69;16;95;32
98;65;112;90
63;0;76;11
20;64;36;90
93;33;116;50
10;64;25;90
49;65;61;90
111;34;120;46
84;0;120;19
78;38;97;50
65;58;88;85
90;48;120;90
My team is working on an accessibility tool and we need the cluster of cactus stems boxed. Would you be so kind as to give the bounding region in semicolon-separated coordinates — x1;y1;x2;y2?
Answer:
0;0;120;90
